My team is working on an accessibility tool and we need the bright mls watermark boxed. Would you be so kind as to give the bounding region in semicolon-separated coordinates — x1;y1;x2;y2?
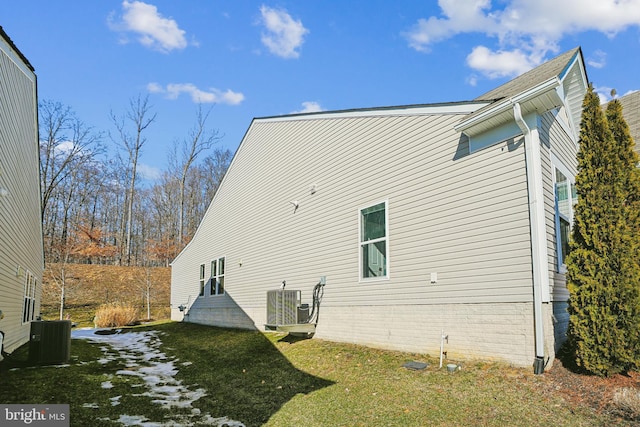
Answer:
1;405;69;426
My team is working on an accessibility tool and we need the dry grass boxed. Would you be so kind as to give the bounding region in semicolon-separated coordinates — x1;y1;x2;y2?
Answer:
40;263;171;327
94;303;140;327
613;387;640;418
157;323;619;426
2;322;634;426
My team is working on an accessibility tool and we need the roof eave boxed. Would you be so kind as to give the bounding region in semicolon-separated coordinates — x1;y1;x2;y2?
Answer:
455;77;562;135
0;26;35;72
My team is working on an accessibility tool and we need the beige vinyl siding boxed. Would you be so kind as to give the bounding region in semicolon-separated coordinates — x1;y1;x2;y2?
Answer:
0;37;43;353
538;108;579;352
539;125;557;300
538;108;578;300
172;111;533;324
561;60;588;136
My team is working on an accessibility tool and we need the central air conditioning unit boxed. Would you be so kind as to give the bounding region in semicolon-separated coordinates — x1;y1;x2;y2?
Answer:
265;289;314;335
29;320;72;365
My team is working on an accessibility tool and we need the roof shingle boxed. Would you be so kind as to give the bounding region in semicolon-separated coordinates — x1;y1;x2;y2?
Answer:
475;48;581;102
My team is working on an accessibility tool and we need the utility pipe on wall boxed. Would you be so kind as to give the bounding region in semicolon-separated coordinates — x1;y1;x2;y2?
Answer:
513;102;547;373
439;330;448;369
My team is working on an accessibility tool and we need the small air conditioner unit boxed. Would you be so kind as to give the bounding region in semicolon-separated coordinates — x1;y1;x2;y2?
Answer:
265;278;325;335
29;320;71;365
266;289;317;335
267;289;301;326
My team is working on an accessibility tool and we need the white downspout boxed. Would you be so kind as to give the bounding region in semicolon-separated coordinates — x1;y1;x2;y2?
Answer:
513;102;547;373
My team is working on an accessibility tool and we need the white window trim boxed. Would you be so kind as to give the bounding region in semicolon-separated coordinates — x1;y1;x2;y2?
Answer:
199;263;206;297
21;270;37;324
210;256;226;296
358;199;390;282
551;155;576;274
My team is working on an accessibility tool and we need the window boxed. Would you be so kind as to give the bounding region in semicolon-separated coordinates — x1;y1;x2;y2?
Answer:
199;264;205;296
554;164;577;272
22;271;37;324
210;257;225;295
360;201;388;280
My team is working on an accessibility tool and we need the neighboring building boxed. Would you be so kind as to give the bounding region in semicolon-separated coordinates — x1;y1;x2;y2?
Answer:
609;91;640;152
171;48;588;371
0;27;43;354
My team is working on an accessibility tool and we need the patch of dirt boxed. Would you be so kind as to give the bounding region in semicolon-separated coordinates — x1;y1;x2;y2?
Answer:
542;357;640;425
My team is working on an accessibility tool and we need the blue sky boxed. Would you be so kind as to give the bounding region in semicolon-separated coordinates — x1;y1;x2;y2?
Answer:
2;1;639;180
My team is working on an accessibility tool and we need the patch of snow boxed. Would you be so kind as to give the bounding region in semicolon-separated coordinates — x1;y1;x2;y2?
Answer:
202;415;247;427
82;403;99;408
118;414;151;425
73;328;245;426
116;369;143;377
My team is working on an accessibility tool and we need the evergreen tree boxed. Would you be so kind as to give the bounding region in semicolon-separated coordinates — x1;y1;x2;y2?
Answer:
566;85;640;376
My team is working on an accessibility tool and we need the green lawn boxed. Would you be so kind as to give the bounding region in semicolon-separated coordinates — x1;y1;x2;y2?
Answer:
0;322;621;426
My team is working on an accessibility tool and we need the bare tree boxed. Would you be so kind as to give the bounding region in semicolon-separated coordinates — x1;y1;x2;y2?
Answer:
201;148;232;203
39;100;101;221
171;105;222;246
147;172;180;265
46;223;84;319
38;97;233;268
110;95;156;265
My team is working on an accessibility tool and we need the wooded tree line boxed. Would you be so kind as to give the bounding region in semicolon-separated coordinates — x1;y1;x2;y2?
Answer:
40;95;232;267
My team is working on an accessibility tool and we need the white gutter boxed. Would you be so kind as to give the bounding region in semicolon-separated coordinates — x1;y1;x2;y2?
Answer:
513;102;548;373
261;101;487;123
456;77;560;133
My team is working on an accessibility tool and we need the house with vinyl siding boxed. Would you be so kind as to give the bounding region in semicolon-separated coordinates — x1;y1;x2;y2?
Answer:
171;47;588;371
0;27;43;355
607;91;640;151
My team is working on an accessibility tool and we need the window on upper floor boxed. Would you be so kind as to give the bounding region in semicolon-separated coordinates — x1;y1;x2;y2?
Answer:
210;257;225;296
360;201;388;280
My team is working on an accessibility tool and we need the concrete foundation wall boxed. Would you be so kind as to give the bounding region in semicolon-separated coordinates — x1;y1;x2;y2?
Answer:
175;301;558;368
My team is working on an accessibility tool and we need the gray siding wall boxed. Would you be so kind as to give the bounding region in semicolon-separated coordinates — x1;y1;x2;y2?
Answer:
0;37;43;353
172;109;540;365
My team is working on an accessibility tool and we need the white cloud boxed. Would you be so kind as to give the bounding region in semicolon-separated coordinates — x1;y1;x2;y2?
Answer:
291;101;323;114
108;1;187;53
466;46;539;79
595;85;618;103
404;0;640;79
587;49;607;69
259;6;309;58
146;82;163;93
404;0;494;52
137;163;162;181
55;140;75;154
147;82;245;105
596;88;640;104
